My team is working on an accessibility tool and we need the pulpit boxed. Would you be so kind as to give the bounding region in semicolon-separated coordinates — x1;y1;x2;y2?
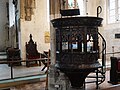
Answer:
51;16;106;88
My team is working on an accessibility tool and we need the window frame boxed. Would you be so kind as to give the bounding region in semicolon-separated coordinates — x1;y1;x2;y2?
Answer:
66;0;84;15
108;0;120;24
66;0;78;9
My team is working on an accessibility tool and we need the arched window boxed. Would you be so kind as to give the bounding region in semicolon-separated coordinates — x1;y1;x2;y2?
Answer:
108;0;120;23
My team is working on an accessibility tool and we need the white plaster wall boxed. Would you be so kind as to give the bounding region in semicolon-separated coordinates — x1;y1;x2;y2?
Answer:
20;0;50;59
19;0;120;61
101;24;120;60
86;0;100;17
99;0;120;61
0;0;9;51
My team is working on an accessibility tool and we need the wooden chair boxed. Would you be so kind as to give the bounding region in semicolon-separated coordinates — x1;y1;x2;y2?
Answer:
26;34;40;67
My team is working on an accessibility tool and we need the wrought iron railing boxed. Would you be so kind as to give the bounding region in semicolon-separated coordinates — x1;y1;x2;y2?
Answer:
98;32;106;67
0;58;48;81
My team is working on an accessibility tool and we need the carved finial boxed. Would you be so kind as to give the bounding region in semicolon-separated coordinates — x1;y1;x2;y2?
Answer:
28;34;34;43
30;34;32;39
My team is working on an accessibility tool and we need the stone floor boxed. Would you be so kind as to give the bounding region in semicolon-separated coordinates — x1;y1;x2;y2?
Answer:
0;64;46;80
0;64;47;90
0;53;119;90
0;62;118;90
3;70;119;90
10;81;46;90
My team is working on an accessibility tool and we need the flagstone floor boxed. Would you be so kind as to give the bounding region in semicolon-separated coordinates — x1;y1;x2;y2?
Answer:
6;70;120;90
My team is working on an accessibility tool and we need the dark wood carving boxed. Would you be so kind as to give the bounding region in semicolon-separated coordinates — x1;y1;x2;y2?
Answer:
110;57;120;84
26;34;40;67
6;47;21;66
51;16;106;88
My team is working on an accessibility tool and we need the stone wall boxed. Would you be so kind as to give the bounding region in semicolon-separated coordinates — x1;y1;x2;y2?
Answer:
20;0;50;59
0;0;9;51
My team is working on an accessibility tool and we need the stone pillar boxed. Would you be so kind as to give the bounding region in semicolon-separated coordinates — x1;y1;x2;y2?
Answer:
48;0;70;89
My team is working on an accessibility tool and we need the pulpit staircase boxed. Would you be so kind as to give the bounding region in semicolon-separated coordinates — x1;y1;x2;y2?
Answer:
85;32;106;88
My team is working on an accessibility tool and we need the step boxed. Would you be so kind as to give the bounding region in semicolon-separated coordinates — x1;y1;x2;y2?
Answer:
0;74;46;88
0;52;6;55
